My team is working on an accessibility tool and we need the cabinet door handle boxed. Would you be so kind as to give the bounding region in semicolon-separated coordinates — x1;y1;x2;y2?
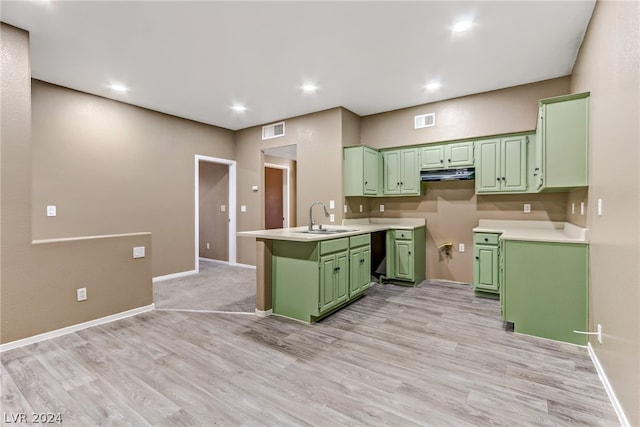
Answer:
397;182;400;186
400;182;404;186
408;251;412;255
448;158;451;162
364;181;368;185
475;256;479;260
502;177;506;181
360;259;365;264
496;177;501;181
440;159;444;163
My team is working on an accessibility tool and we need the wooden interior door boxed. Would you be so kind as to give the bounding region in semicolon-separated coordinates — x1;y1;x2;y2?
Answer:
265;167;284;229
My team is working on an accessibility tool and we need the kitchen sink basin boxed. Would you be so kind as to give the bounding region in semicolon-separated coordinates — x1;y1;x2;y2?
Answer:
297;228;358;235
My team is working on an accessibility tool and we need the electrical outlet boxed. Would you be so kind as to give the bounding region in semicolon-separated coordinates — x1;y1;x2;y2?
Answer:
241;205;247;212
47;205;57;217
220;204;226;212
359;205;363;213
379;204;385;212
329;200;335;209
572;203;575;215
523;203;531;213
329;214;335;223
77;288;87;302
458;243;465;252
580;202;585;215
343;204;347;213
206;242;210;249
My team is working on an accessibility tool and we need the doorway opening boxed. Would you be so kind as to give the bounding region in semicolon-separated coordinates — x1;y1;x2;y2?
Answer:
194;155;237;272
262;145;297;229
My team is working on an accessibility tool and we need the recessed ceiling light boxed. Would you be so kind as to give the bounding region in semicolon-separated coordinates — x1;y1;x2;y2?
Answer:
425;82;442;91
231;104;247;112
452;20;473;33
302;83;318;93
109;83;129;93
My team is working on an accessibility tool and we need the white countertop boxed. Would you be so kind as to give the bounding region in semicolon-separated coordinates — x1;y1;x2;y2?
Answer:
473;219;588;244
237;218;425;242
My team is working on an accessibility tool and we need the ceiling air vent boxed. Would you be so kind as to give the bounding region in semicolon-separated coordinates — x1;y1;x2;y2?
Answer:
414;113;435;129
262;121;285;140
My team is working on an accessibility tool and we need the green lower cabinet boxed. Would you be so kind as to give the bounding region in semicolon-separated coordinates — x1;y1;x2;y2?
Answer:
502;240;588;345
473;232;500;295
272;234;371;323
385;227;426;286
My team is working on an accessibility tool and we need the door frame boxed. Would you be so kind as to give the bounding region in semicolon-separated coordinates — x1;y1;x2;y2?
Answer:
194;155;237;271
264;162;290;228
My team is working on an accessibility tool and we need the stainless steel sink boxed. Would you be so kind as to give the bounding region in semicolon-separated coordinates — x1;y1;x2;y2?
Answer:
297;228;358;235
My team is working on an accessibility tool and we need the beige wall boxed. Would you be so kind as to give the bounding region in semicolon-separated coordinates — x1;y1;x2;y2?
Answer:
235;108;345;265
355;78;572;283
569;0;640;424
360;77;570;148
1;24;152;344
31;80;235;277
199;161;229;261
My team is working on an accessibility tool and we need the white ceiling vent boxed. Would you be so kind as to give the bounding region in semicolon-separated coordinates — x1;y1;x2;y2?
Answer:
414;113;435;129
262;121;285;140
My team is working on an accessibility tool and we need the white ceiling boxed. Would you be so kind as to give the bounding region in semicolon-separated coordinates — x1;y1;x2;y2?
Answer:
1;1;596;131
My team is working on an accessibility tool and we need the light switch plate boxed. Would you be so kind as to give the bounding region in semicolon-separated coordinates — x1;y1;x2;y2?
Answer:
597;198;603;216
329;200;335;209
343;204;347;213
77;288;87;302
359;205;363;213
220;204;226;212
458;243;465;252
133;246;145;259
379;204;385;212
47;205;57;217
523;203;531;213
241;205;247;212
571;203;575;215
580;202;585;215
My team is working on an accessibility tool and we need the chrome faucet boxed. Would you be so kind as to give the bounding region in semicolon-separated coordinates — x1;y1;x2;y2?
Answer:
308;201;330;231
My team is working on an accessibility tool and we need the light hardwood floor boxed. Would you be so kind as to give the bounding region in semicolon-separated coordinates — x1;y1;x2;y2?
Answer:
2;277;618;426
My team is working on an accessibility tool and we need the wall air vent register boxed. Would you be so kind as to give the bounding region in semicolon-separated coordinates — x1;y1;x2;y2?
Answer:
414;113;435;129
262;121;285;140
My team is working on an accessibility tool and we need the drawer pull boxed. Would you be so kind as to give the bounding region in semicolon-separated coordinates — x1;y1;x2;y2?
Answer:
484;238;488;242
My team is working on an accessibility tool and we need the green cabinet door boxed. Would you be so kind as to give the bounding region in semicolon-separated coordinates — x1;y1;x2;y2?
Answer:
349;246;371;297
476;138;501;193
400;148;420;194
363;147;379;195
394;240;414;281
343;146;379;196
420;145;445;170
501;135;527;192
446;141;474;168
473;244;499;292
383;150;402;195
537;93;589;191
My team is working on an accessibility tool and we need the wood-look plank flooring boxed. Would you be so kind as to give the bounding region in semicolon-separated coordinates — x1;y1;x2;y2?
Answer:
2;279;619;426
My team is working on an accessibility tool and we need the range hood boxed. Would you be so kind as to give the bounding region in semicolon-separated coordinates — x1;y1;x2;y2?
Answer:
420;168;475;182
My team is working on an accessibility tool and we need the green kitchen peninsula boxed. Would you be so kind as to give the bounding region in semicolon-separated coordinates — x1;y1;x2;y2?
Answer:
238;218;426;322
472;219;589;344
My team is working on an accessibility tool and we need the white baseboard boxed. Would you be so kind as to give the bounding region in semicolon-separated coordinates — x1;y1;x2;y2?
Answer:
233;262;256;270
255;308;272;317
152;269;197;283
199;257;229;265
587;342;630;427
0;304;155;353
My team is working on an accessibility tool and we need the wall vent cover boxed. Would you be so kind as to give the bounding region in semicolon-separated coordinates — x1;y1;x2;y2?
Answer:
262;121;285;140
414;113;435;129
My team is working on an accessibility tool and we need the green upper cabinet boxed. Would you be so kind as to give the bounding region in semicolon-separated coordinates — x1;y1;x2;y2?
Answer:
535;92;589;191
420;141;474;170
476;135;528;194
382;148;420;195
343;146;380;197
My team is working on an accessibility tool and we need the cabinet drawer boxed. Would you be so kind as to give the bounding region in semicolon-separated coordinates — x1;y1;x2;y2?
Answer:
394;230;413;240
474;233;500;245
349;234;370;248
320;238;349;255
